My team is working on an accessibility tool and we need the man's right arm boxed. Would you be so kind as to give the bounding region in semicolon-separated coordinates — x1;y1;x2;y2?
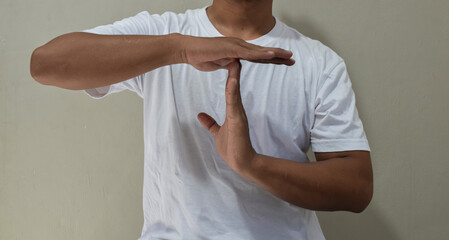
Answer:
30;32;184;90
30;32;294;90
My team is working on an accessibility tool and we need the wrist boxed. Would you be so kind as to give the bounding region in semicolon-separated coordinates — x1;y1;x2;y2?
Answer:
237;151;264;181
167;33;189;64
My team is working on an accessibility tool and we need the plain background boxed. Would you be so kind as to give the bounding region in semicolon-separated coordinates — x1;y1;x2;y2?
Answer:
1;0;448;239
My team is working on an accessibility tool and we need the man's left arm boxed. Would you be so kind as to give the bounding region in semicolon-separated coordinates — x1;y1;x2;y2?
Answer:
246;150;373;213
197;59;373;213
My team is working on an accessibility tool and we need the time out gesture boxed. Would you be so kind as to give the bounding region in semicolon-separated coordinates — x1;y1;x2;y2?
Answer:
197;60;373;213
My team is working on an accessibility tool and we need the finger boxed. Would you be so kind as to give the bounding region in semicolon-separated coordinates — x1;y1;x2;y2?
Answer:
237;49;275;61
225;60;243;120
241;42;293;60
237;50;294;66
197;112;220;137
250;57;296;66
267;48;293;60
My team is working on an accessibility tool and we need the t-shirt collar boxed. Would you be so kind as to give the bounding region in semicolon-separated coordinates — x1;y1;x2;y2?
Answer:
197;5;284;45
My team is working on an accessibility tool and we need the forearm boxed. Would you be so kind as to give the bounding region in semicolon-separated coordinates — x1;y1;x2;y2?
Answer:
30;32;183;90
241;152;373;213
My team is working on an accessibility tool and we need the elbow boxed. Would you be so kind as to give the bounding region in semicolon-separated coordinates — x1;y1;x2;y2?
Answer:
30;33;88;90
30;44;71;88
350;180;373;213
30;40;86;90
30;46;53;86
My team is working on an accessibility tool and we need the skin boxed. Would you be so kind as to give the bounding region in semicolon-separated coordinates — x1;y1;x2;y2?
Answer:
206;0;276;40
198;0;373;212
30;29;293;89
30;0;373;212
198;61;373;213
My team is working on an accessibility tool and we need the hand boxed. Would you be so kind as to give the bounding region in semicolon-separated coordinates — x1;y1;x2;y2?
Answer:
179;34;295;71
197;59;258;173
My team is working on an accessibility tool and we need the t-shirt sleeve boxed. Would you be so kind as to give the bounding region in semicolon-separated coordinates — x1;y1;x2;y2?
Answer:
310;60;370;152
81;11;159;99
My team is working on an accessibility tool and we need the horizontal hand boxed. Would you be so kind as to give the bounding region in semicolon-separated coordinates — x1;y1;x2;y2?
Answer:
178;34;295;71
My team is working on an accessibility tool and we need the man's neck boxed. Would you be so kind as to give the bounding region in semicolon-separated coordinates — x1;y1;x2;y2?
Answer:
207;0;275;40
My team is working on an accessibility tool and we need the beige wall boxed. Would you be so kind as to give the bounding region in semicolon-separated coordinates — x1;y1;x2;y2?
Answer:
1;0;448;239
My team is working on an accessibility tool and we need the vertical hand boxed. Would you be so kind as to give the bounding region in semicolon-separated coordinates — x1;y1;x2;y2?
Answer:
197;59;257;173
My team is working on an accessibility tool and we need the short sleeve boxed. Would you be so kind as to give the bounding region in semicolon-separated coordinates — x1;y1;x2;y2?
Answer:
82;11;158;99
310;61;370;152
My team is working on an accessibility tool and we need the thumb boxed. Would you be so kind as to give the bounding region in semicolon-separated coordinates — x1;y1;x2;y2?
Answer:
197;112;220;137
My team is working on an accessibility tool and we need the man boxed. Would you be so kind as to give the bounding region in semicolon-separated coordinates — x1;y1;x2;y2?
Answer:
30;0;373;239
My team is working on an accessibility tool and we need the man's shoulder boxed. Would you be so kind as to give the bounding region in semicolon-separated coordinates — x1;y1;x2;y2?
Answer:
279;21;344;72
139;7;203;34
155;7;201;20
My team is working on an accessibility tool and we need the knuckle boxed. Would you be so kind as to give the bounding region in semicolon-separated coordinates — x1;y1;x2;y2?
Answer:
239;50;253;59
225;97;236;106
225;86;233;96
228;117;245;128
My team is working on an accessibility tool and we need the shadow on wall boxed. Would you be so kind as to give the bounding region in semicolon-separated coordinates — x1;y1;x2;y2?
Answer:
289;13;400;240
279;13;336;50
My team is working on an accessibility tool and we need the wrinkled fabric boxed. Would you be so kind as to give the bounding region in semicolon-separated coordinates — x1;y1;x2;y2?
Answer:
83;6;369;240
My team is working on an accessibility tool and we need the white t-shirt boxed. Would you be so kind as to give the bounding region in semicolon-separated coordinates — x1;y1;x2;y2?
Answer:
83;6;370;240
